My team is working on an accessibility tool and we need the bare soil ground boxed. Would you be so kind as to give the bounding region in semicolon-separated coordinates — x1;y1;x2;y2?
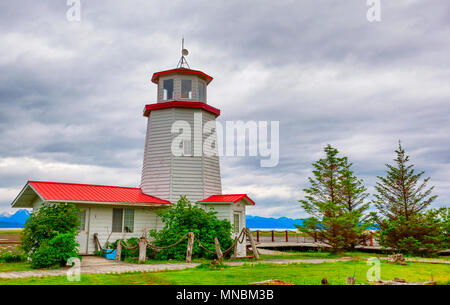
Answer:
0;231;21;253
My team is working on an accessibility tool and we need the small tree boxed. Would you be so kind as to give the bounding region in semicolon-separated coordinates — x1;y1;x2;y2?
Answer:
22;203;80;268
297;145;370;252
150;196;233;260
373;142;447;255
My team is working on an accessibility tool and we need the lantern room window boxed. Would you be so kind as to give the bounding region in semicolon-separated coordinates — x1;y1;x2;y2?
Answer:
181;79;192;99
163;79;174;100
198;82;205;102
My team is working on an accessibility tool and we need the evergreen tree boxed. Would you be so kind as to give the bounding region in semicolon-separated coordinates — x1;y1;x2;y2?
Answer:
374;142;437;220
297;145;370;252
373;142;447;255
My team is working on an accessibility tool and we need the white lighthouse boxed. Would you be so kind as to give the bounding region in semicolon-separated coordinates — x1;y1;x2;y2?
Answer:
140;49;222;203
11;44;255;256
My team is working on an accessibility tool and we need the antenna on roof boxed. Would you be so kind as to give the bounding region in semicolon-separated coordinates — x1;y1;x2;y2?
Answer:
177;37;190;69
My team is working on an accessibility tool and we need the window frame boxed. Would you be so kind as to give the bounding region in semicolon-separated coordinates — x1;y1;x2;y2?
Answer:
78;210;86;231
233;213;241;233
198;81;205;102
124;209;134;233
181;79;192;99
112;208;135;233
163;79;174;100
182;139;192;156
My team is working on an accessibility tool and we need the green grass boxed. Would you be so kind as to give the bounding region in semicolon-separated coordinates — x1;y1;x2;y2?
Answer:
0;262;34;272
0;260;448;285
0;230;22;235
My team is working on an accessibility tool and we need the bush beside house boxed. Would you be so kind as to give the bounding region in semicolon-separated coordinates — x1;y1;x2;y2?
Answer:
21;203;80;268
150;196;233;260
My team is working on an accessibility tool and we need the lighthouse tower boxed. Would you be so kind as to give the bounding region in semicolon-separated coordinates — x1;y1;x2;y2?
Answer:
140;48;222;203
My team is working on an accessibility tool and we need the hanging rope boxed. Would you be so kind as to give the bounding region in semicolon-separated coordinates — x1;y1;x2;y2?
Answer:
106;227;250;258
143;232;190;250
222;229;246;255
93;233;114;254
119;239;138;250
193;235;217;254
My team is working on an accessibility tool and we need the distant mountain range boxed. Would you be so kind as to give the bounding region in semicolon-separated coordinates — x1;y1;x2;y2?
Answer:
245;215;304;229
0;210;304;230
0;209;30;228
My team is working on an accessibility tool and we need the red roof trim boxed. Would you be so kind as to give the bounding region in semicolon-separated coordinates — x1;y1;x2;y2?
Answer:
28;181;171;205
151;69;213;84
198;194;255;205
143;101;220;117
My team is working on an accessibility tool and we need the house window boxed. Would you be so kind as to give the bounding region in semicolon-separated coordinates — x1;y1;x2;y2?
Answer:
124;209;134;233
163;79;174;100
233;213;240;233
198;82;205;102
112;209;123;232
112;208;135;233
181;79;192;98
78;210;86;231
183;139;192;156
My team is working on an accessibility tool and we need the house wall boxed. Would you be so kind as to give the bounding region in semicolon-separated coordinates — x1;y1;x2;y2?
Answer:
76;204;165;254
31;196;43;210
200;202;247;256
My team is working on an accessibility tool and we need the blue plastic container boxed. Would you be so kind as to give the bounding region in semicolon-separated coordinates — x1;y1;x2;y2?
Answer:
103;249;117;260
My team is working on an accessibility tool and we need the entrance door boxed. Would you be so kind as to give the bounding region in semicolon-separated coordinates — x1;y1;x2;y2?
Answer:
76;209;89;254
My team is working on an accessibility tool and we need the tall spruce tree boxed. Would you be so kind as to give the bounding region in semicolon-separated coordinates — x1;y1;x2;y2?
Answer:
298;145;369;252
373;142;447;255
374;142;437;220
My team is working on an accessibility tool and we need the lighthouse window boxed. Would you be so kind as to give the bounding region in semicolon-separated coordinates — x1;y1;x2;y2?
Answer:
183;139;192;156
163;79;174;100
181;79;192;99
198;82;205;102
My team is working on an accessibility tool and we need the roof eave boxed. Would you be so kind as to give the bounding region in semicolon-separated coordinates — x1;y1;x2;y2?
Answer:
46;199;171;207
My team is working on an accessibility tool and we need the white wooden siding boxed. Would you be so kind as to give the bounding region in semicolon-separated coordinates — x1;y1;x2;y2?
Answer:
78;204;165;254
140;108;173;200
141;107;222;203
200;201;247;256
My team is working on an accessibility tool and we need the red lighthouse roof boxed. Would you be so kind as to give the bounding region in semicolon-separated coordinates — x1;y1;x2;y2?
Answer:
151;68;213;85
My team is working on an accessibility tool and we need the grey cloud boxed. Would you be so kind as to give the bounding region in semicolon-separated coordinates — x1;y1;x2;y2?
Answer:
0;0;449;216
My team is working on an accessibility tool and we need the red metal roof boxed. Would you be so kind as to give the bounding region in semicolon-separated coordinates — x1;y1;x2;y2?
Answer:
151;68;213;85
198;194;255;205
143;101;220;117
28;181;171;205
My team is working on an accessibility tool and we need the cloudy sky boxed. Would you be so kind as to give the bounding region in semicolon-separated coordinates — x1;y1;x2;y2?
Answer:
0;0;449;217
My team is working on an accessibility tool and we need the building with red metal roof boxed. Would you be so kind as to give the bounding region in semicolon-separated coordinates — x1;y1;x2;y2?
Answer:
11;53;255;256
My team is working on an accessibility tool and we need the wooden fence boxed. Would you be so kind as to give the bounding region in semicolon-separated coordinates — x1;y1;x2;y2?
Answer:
251;229;374;246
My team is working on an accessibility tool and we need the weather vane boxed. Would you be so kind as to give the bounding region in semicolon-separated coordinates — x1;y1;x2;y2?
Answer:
177;37;190;69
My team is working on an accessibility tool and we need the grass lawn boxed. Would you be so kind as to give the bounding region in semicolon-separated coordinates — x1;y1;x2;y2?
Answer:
0;262;35;273
0;260;448;285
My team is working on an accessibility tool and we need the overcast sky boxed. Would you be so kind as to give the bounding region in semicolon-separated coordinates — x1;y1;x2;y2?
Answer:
0;0;449;218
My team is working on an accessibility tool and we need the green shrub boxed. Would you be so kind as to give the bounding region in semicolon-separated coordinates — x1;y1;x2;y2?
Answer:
21;203;80;268
150;196;233;260
108;237;141;259
0;251;27;263
29;232;79;269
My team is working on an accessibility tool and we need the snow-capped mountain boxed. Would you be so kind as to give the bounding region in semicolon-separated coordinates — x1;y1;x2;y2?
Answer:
0;209;31;228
